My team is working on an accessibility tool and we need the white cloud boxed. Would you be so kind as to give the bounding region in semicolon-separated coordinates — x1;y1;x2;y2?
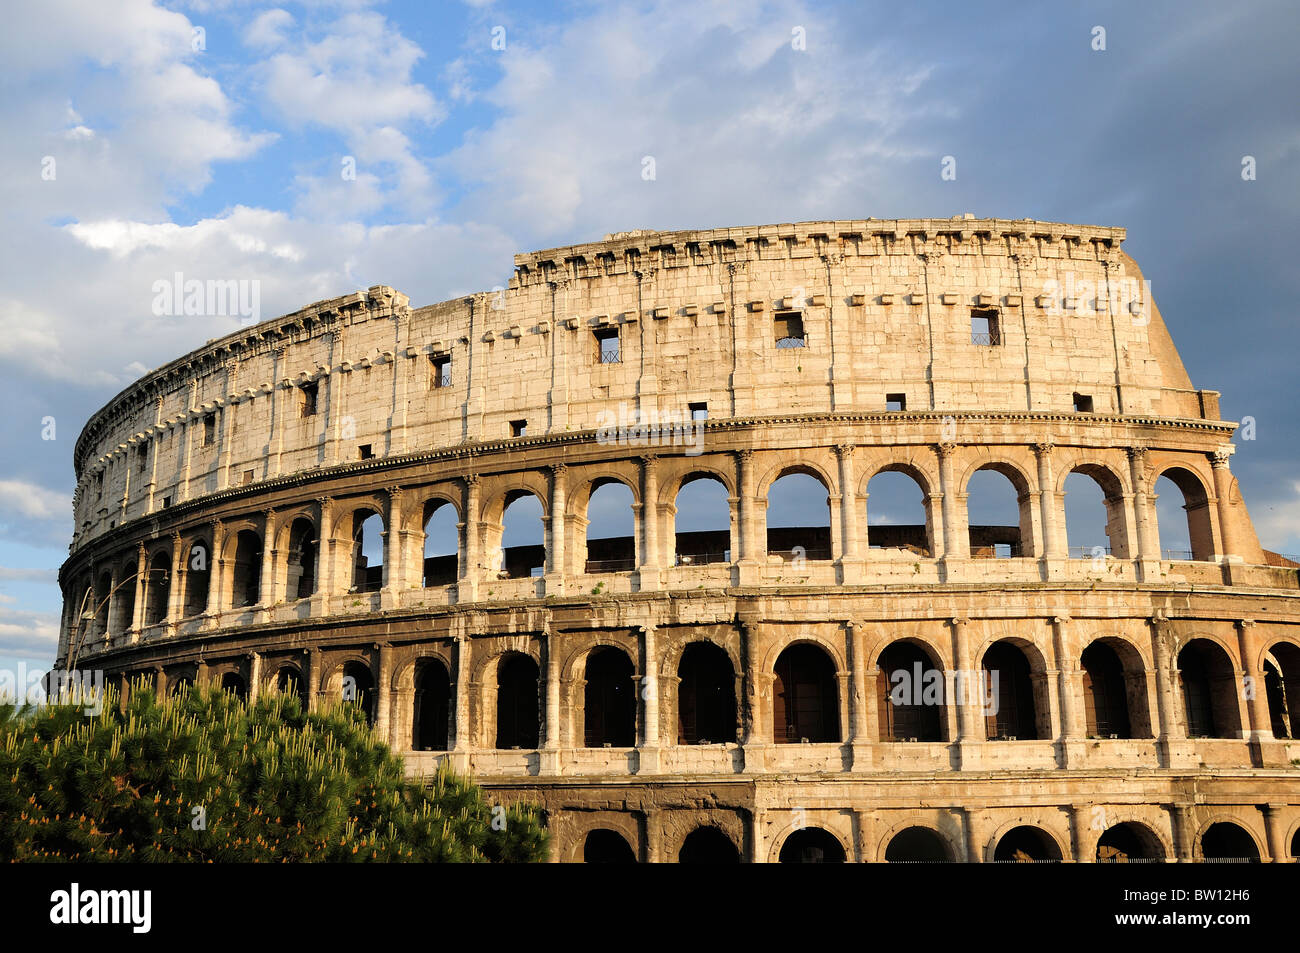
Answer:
0;481;70;523
244;8;294;49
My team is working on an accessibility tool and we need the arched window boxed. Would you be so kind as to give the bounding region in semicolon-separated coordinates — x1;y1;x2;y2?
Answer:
414;660;451;751
500;492;545;578
1263;642;1300;739
231;530;262;607
992;826;1061;862
779;828;846;863
677;642;737;745
1201;822;1259;863
982;641;1039;740
1081;641;1133;738
1154;468;1214;561
220;671;247;700
865;468;931;556
884;827;951;862
877;641;945;742
1177;640;1241;739
144;550;170;625
766;471;831;562
286;518;317;600
182;540;210;617
275;667;303;701
116;563;137;633
422;501;459;587
584;829;637;863
673;475;730;566
966;466;1027;558
94;570;112;635
169;674;193;697
352;510;384;592
1097;822;1165;862
496;653;540;749
678;826;739;863
583;647;635;748
773;644;840;743
1064;467;1128;559
342;661;375;725
585;481;636;573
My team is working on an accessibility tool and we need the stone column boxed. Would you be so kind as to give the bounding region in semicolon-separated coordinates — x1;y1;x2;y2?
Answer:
951;617;981;768
460;475;481;602
1150;614;1192;769
1034;442;1065;563
258;509;277;610
248;652;262;704
546;465;567;590
453;636;472;754
207;519;225;619
375;643;393;740
741;621;770;771
836;445;861;582
638;624;660;773
964;809;987;863
1263;804;1289;863
1211;447;1242;562
130;543;148;636
936;443;965;562
736;450;761;584
305;647;320;713
847;621;871;769
1053;616;1084;746
1171;803;1196;862
541;628;562;774
638;455;660;588
1127;447;1159;579
382;486;403;607
165;532;185;628
313;498;333;611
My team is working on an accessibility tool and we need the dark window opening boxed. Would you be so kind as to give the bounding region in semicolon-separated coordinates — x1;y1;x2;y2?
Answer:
202;413;216;447
496;654;540;749
885;827;952;863
275;668;302;701
583;647;635;748
414;661;451;751
689;401;708;421
231;530;262;607
1177;640;1241;739
287;518;317;600
430;354;451;389
161;496;171;509
341;661;375;726
510;419;527;437
982;642;1038;740
584;829;637;863
220;672;247;700
95;472;104;501
971;308;1001;346
877;642;945;742
779;828;846;863
677;642;737;744
594;326;621;364
1073;392;1094;413
1081;642;1132;738
1201;823;1260;863
773;644;840;743
300;381;318;417
678;827;739;864
241;469;255;485
886;393;906;412
358;444;374;460
774;311;806;348
993;826;1062;862
137;444;148;472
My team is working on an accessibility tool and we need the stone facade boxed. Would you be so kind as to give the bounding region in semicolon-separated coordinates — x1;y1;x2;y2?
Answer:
58;218;1300;862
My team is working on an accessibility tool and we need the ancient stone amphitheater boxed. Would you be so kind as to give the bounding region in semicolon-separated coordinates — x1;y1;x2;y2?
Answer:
57;218;1300;863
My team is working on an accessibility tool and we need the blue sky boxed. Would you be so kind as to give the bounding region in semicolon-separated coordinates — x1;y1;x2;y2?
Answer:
1;0;1298;683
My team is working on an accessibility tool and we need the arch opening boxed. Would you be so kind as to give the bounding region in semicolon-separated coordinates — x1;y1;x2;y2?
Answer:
673;474;730;566
275;667;303;701
585;480;636;573
1154;468;1214;561
583;647;635;748
1177;639;1241;739
1097;822;1165;862
981;641;1040;740
992;825;1062;862
144;550;171;626
584;828;637;863
773;643;840;744
182;541;210;618
341;661;376;725
1264;642;1300;739
286;518;317;600
1082;641;1136;739
766;471;831;562
422;501;459;587
1200;822;1260;863
230;529;262;608
884;827;952;863
220;671;247;700
352;510;384;592
866;468;931;556
877;640;946;742
676;642;737;745
496;653;540;749
966;466;1027;558
678;826;739;863
1064;467;1129;560
499;491;545;578
779;827;846;863
414;659;451;751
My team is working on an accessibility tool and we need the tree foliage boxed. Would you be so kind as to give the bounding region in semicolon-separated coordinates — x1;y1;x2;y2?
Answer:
0;681;548;862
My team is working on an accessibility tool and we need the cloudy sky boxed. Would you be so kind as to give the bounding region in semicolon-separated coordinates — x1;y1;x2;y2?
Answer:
1;0;1297;679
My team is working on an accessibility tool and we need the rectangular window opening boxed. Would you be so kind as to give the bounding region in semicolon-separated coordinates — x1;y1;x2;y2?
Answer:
774;311;806;348
971;308;1001;346
430;353;452;389
594;327;621;364
358;444;375;460
300;381;318;417
886;393;906;412
510;419;528;438
137;443;149;472
1073;392;1094;413
202;413;216;447
689;401;708;421
241;469;255;485
161;496;171;509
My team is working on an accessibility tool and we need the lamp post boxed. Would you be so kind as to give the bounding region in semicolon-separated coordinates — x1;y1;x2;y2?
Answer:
66;567;172;673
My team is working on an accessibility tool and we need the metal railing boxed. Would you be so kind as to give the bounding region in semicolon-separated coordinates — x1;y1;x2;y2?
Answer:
775;335;807;348
674;552;730;566
1068;544;1112;559
584;558;635;573
1162;549;1195;561
971;328;1001;346
970;542;1022;558
772;547;832;562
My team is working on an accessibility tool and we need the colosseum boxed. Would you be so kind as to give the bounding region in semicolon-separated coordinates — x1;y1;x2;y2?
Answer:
56;217;1300;863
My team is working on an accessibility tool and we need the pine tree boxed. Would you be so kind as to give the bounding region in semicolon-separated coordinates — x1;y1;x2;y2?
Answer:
0;680;548;862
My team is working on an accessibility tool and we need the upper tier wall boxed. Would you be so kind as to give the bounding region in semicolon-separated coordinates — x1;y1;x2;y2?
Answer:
70;218;1216;548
